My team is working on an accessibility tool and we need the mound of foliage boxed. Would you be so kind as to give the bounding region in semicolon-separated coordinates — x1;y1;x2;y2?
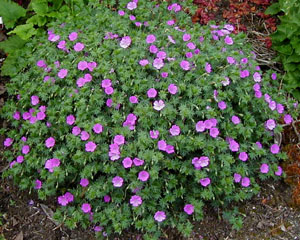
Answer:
1;0;298;238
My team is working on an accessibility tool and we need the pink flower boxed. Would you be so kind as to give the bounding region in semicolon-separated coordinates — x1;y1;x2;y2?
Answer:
169;125;180;136
149;45;158;53
157;51;166;59
114;135;125;145
153;58;164;69
231;116;240;124
184;204;194;215
4;138;13;147
81;131;90;141
168;84;178;95
78;61;88;71
129;96;138;103
64;192;74;203
112;176;123;187
147;88;157;98
120;36;132;48
105;87;114;95
31;95;39;105
166;145;175;154
146;34;156;44
241;177;250;187
227;56;235;64
209;128;219;138
133;158;144;166
81;203;91;213
168;35;176;44
229;139;239;152
16;155;24;163
260;163;269;174
139;59;149;66
122;157;133;168
87;62;97;72
45;137;55;148
275;166;283;176
101;79;112;88
13;111;21;120
200;178;211;187
196;121;205;132
127;1;137;10
74;42;85;52
138;170;150;182
253;72;261;82
180;60;190;70
270;144;280;154
93;123;103;134
58;195;68;206
72;126;81;135
187;42;196;50
68;32;78;41
37;112;46;120
85;141;96;152
284;114;293;124
34;179;42;189
167;19;175;25
45;158;60;172
154;211;166;222
182;34;191;41
80;178;89;187
58;69;68;79
161;72;168;78
224;36;233;45
234;173;241;183
37;60;46;68
104;195;111;203
218;101;227;110
158;140;167;151
271;73;277;80
205;62;212;73
130;195;142;207
266;119;276;130
22;145;30;155
239;152;248;161
150;130;159;139
118;10;125;16
240;70;250;78
153;100;165;111
66;115;75;125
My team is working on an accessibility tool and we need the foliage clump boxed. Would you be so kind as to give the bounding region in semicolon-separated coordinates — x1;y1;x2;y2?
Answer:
1;0;298;238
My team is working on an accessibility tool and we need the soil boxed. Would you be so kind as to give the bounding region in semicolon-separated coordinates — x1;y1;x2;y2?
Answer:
1;1;300;240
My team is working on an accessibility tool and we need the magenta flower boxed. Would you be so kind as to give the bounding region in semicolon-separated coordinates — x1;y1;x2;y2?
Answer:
120;36;132;48
45;158;60;172
158;140;167;151
271;73;277;80
266;119;276;131
168;35;176;44
153;100;165;111
196;121;205;132
256;142;262;149
147;88;157;98
105;86;114;95
114;135;125;145
138;170;150;182
74;42;85;52
199;178;211;187
127;1;137;10
13;111;21;120
80;178;89;187
31;95;39;106
34;179;42;189
16;155;24;163
104;195;111;203
37;60;46;68
209;128;219;138
139;59;149;66
284;114;293;124
122;157;133;168
37;111;46;120
112;176;124;187
180;60;190;71
68;32;78;41
186;52;193;58
205;62;212;73
65;192;74;203
168;84;178;95
275;166;283;176
260;163;269;174
92;123;102;134
149;45;158;53
187;42;196;50
270;144;280;154
234;173;241;183
133;157;144;166
241;177;250;187
229;139;239;152
154;211;166;222
22;145;30;155
253;83;260;91
81;203;91;213
227;56;235;64
78;61;88;71
58;195;68;206
150;130;159;139
48;34;60;42
239;152;248;161
157;51;167;59
66;115;75;125
118;10;125;16
45;137;55;148
218;101;227;110
72;126;81;135
169;125;180;136
4;138;13;147
129;96;138;103
240;70;250;78
182;33;191;41
130;195;142;207
167;19;175;25
192;156;209;168
161;72;168;78
276;103;284;114
269;101;276;111
184;204;194;215
253;72;262;82
58;69;68;79
101;79;112;88
166;145;175;154
146;34;156;44
231;116;240;124
255;90;262;98
85;141;96;152
224;36;233;45
153;58;164;69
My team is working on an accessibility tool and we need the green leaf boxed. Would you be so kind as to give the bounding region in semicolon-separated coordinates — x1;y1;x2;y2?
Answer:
265;3;281;15
52;0;64;10
8;23;37;40
26;15;47;27
0;35;26;54
32;0;49;16
0;0;26;28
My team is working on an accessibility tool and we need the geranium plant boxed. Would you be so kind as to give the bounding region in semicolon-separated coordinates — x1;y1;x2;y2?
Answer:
1;0;298;239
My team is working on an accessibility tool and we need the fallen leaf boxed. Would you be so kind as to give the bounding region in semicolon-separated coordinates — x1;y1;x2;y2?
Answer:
14;231;23;240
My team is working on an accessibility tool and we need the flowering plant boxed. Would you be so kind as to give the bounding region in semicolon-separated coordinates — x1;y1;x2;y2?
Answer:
1;0;298;238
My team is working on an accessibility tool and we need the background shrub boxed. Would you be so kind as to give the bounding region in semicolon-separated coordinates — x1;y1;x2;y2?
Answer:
1;0;298;238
